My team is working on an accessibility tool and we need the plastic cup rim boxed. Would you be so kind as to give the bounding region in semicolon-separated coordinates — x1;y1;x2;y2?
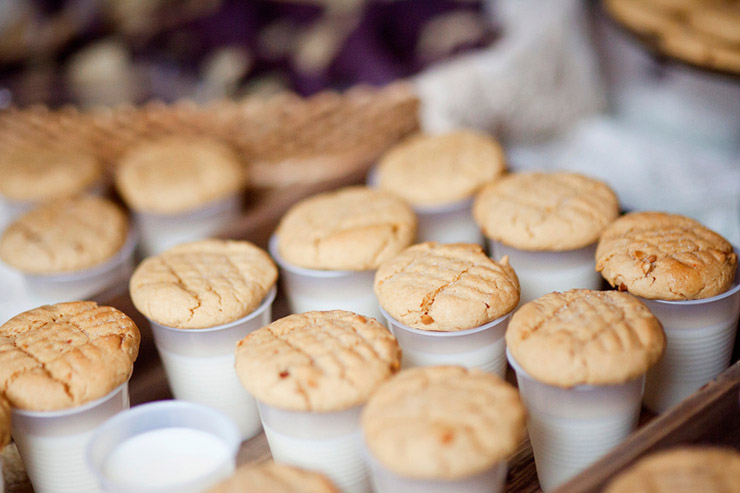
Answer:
148;285;277;334
269;234;374;278
131;192;242;220
505;347;642;392
17;228;138;282
379;305;510;338
11;381;129;419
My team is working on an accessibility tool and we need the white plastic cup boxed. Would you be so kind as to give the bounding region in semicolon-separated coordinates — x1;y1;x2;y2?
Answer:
414;199;483;245
507;349;644;492
259;402;371;493
134;194;242;257
11;382;130;493
149;287;276;440
489;240;601;306
367;167;482;246
268;235;382;320
20;229;137;306
365;448;506;493
379;306;511;377
641;254;740;413
87;400;240;493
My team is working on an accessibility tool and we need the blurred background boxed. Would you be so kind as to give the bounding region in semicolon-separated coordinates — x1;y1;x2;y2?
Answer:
0;0;739;245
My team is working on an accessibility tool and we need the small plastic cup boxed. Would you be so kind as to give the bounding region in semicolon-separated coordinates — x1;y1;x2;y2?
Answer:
507;349;644;492
20;229;137;306
489;240;601;305
268;235;382;320
414;198;484;245
149;286;275;440
133;194;243;256
367;167;482;246
364;450;507;493
259;402;370;493
641;253;740;413
87;400;240;493
10;382;130;493
379;306;511;377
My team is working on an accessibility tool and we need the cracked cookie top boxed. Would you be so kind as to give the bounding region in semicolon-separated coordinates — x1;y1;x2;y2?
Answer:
115;136;246;214
208;462;338;493
0;146;102;203
374;242;519;332
0;195;129;274
129;239;277;329
596;212;737;300
473;171;619;251
506;289;665;387
235;310;401;412
375;130;506;207
604;447;740;493
0;301;140;411
361;366;525;480
275;186;417;271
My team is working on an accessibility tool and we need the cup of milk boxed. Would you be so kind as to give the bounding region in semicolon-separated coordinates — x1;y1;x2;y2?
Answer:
507;349;644;491
413;198;483;245
11;383;130;493
87;400;240;492
149;287;276;440
641;259;740;413
268;235;381;320
380;306;511;377
133;194;243;257
259;403;368;493
489;241;602;306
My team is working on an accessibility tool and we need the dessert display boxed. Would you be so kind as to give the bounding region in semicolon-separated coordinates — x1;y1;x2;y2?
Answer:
361;366;525;493
506;289;665;490
374;241;519;375
0;86;736;492
235;310;401;493
129;239;277;440
0;302;140;493
372;130;507;244
596;211;740;412
270;185;417;320
473;171;620;305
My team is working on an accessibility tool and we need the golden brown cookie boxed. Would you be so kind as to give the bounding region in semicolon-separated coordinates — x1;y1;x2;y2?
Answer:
361;366;525;480
473;172;619;251
130;239;277;329
659;24;740;74
604;447;740;493
596;212;737;300
235;310;401;412
604;0;681;36
275;186;417;271
208;462;339;493
687;4;740;47
374;242;519;331
0;302;140;411
0;147;102;203
375;130;506;207
506;289;665;387
0;195;129;274
115;136;245;214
